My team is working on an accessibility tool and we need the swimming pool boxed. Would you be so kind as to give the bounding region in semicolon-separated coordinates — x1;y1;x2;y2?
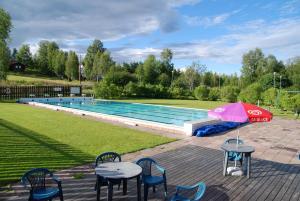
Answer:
47;100;208;126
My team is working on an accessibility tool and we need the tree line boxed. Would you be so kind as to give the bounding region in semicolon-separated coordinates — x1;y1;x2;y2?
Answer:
0;7;299;114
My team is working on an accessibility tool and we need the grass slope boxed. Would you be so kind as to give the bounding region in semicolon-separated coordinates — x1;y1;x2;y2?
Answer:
0;103;174;185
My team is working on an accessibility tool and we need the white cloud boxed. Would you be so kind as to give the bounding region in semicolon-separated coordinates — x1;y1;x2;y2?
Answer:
167;0;201;7
185;9;241;27
0;0;189;48
280;0;300;16
111;18;300;65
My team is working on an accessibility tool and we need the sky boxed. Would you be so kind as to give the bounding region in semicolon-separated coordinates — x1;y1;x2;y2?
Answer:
1;0;300;74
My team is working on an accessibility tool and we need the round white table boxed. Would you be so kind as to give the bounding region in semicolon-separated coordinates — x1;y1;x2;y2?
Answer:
221;144;255;178
95;162;142;201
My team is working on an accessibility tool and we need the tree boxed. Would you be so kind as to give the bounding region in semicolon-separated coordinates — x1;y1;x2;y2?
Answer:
36;41;50;74
92;51;114;81
143;55;159;84
241;48;266;86
286;57;300;89
16;44;33;67
160;48;173;63
84;39;106;80
53;51;66;78
47;42;59;72
0;8;12;43
0;8;11;80
185;61;206;91
65;51;79;80
208;87;220;101
0;41;10;80
135;63;144;83
265;55;285;74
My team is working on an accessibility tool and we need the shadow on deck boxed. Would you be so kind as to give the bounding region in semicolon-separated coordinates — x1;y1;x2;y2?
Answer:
1;145;300;201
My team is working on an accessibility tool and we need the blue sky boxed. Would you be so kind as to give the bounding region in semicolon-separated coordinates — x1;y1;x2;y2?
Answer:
1;0;300;74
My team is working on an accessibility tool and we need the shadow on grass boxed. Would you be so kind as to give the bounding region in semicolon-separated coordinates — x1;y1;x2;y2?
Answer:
0;118;93;186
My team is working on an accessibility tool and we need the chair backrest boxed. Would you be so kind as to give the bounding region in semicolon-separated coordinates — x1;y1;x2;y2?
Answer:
21;168;52;191
136;158;156;177
95;152;121;167
224;138;244;145
194;182;206;201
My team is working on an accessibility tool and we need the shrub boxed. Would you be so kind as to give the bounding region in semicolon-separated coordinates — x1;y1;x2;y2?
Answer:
262;88;277;106
238;82;263;104
221;86;240;102
194;85;209;100
169;87;188;99
123;81;139;97
94;81;122;99
279;91;292;110
208;87;220;101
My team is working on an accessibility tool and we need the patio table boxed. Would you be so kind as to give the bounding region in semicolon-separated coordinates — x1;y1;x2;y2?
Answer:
221;144;255;178
95;162;142;201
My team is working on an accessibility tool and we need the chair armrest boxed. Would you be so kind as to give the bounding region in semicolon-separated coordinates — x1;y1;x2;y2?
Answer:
155;164;166;175
51;176;61;184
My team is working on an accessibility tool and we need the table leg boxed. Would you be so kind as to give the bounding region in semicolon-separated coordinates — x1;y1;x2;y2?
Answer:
137;175;141;201
96;176;101;201
247;153;251;179
107;181;113;201
223;151;228;176
123;179;127;195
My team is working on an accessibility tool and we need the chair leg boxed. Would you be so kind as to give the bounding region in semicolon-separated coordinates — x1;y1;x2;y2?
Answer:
163;180;168;198
60;191;64;201
97;184;101;201
123;179;127;195
144;184;148;201
152;186;155;193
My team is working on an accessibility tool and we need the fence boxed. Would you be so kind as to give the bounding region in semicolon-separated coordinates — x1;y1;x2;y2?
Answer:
0;85;82;100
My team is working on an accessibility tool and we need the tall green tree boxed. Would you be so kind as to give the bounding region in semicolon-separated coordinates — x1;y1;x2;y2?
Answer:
65;51;79;80
143;55;159;84
53;51;66;78
0;41;10;80
241;48;266;86
47;42;59;72
185;61;206;91
0;8;12;80
16;44;33;67
92;51;114;82
84;39;106;80
36;41;50;74
286;57;300;89
0;8;11;43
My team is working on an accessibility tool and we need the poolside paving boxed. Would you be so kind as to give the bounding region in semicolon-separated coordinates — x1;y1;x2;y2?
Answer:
0;117;299;200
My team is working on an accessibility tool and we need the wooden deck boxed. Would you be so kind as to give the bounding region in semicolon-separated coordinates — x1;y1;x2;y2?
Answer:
1;145;300;201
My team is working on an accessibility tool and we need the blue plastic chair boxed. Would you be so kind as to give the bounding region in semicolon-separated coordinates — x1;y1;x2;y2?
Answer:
136;158;167;201
224;138;244;166
21;168;63;201
95;152;123;201
170;182;206;201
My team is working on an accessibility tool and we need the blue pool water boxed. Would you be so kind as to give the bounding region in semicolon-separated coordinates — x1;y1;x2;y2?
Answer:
47;101;208;126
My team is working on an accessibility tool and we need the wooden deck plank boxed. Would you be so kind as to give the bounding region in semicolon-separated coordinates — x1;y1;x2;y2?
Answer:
1;145;299;201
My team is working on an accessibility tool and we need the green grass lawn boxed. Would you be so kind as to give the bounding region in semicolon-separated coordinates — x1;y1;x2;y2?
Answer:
0;103;174;185
120;99;227;109
6;74;93;86
119;99;298;119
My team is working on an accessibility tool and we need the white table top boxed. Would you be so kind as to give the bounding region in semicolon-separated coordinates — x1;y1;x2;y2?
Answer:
95;162;142;179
